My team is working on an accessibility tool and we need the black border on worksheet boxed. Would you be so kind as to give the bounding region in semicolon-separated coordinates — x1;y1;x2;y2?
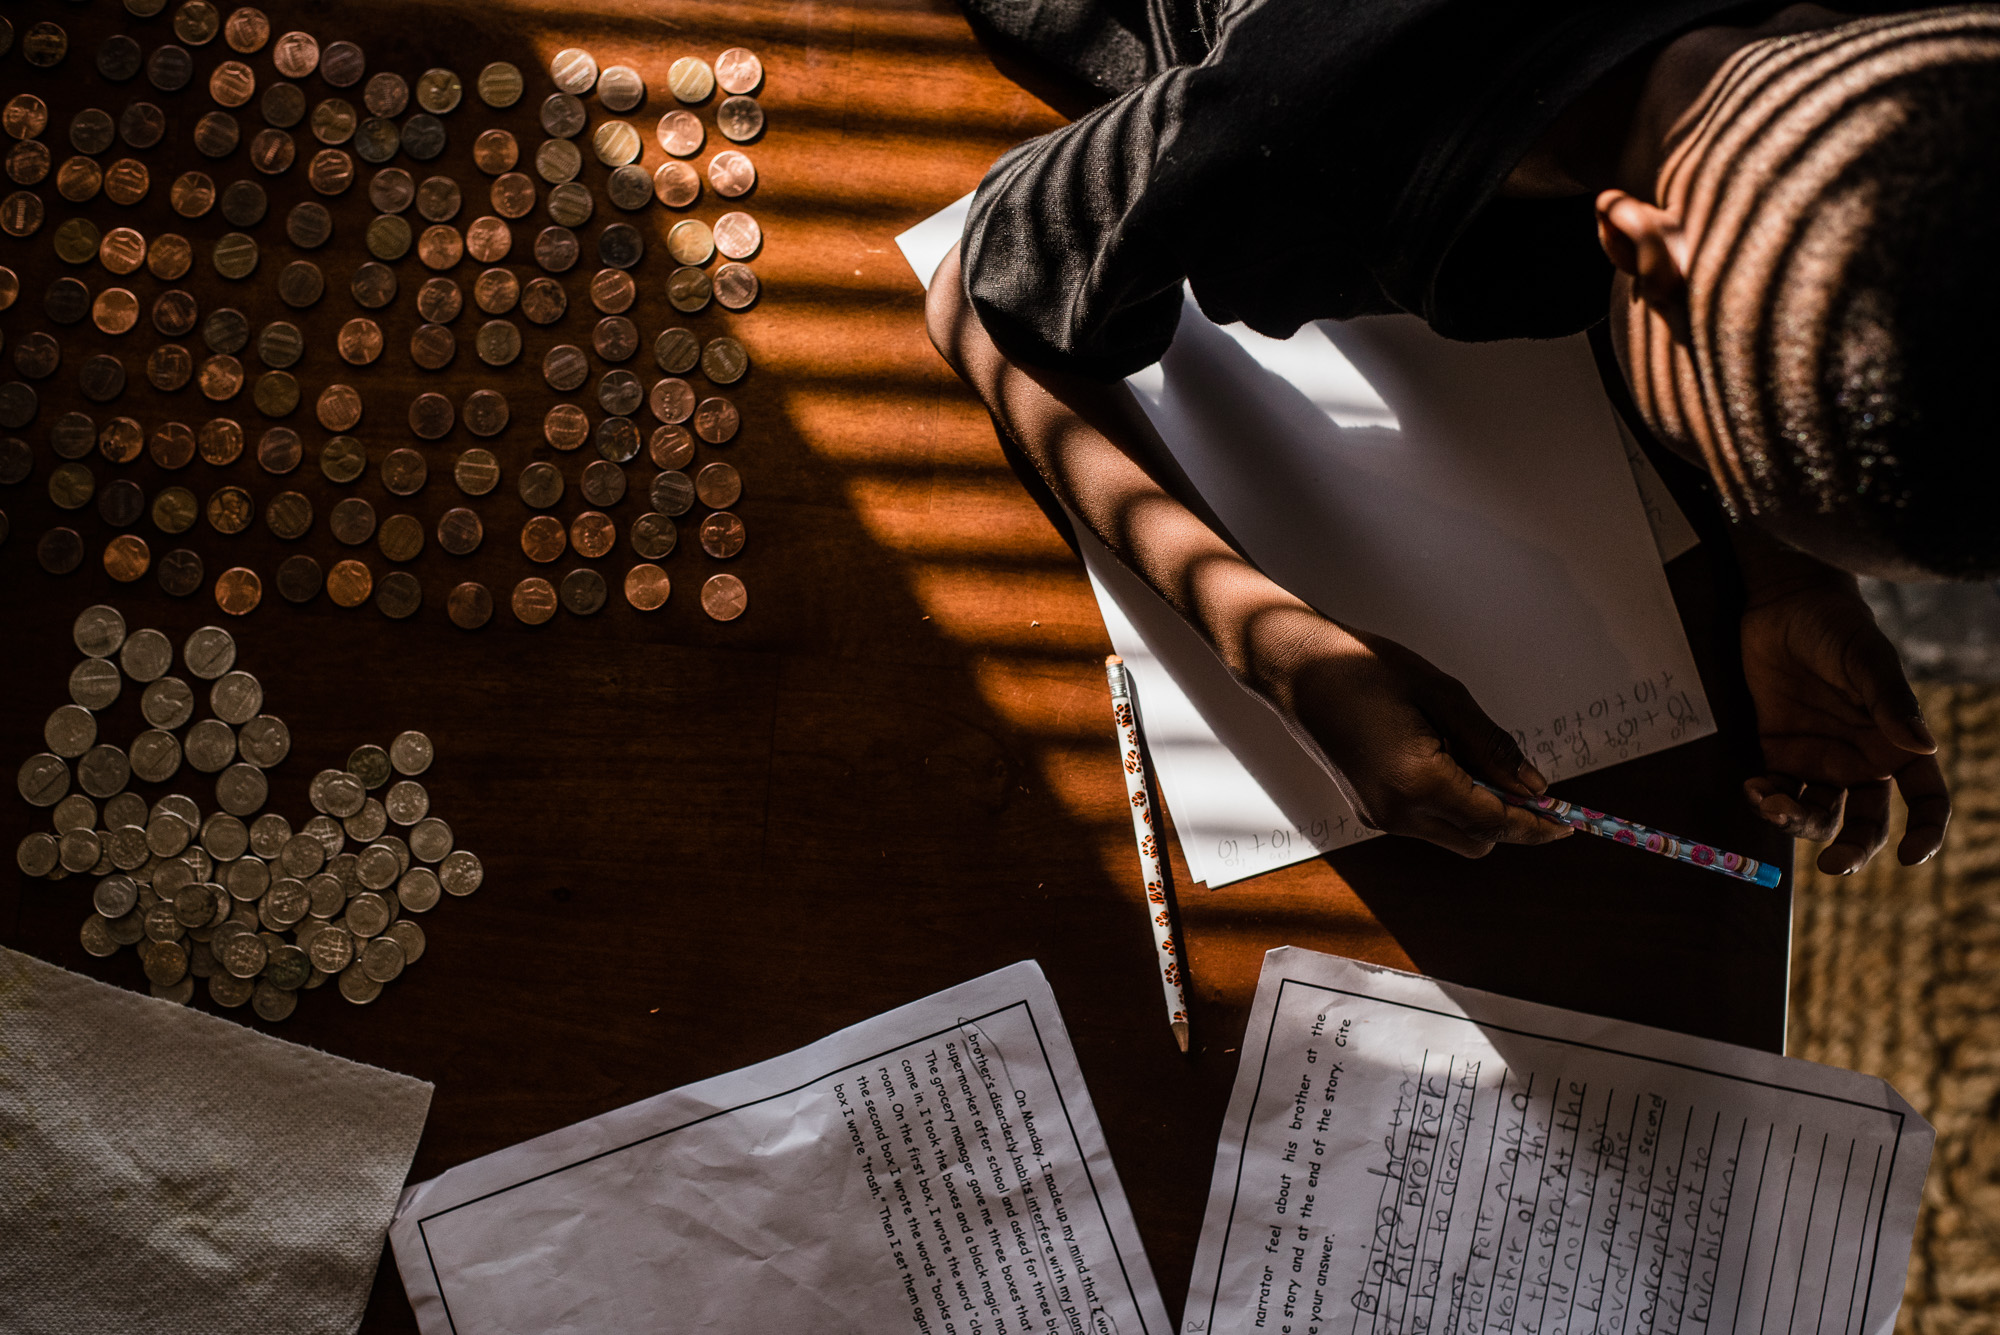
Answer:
1200;977;1909;1335
416;999;1156;1334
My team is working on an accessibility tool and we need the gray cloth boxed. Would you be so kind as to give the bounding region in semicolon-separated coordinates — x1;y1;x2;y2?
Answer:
0;945;432;1334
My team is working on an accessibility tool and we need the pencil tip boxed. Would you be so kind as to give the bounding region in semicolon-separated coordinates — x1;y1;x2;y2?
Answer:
1172;1020;1189;1053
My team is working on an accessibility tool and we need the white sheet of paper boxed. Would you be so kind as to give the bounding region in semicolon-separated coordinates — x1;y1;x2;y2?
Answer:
390;961;1171;1335
1185;948;1932;1335
899;198;1710;887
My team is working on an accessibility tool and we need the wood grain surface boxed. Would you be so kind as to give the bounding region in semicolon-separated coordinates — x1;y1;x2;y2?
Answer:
0;0;1791;1325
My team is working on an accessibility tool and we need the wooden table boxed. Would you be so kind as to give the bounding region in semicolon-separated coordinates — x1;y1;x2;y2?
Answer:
0;0;1790;1325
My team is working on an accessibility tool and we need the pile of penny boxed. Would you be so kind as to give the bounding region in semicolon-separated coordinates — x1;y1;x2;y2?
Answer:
0;5;758;628
13;603;485;1019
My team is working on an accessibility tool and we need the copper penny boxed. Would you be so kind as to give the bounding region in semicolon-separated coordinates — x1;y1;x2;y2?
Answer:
533;226;579;273
694;397;740;444
475;321;521;367
377;512;424;562
474;129;518;175
668;56;714;103
448;582;493;629
654;327;700;374
701;573;747;621
535;139;581;184
416;278;462;323
159;546;204;597
265;490;312;539
251;127;297;174
667;267;711;314
715;48;764;96
599;65;646;112
153;290;199;335
713;262;759;311
152;488;198;534
199;418;243;466
466;216;512;264
308;150;354;195
570;511;616;559
417;175;461;222
272;32;319;79
580;460;627;508
519;514;565;563
559;568;607;615
355;117;400;163
261;82;304;128
150;427;195;473
418;225;464;270
149;235;195;281
100;417;144;463
226;8;271;52
713;211;761;260
277;553;322;603
632;512;677;560
212;233;259;280
462;388;509;437
542;345;588;392
351;262;397;308
121;103;165;150
220;179;265;226
321;41;365;88
596;416;641;463
607;165;653;211
380;570;423;624
210;60;256;108
590;268;636;314
57;157;102;203
381;448;428;496
490;172;535;219
430;507;481;557
592;120;641;168
38;527;84;574
649;425;695;470
521;276;568;325
717;96;764;144
3;95;48;140
410;324;456;370
479;62;525;110
256;426;301;473
650;378;696;424
104;533;151;582
365;72;409;118
13;329;56;378
49;462;96;510
543;404;589;451
702;336;750;384
599;223;644;270
93;288;141;335
193;111;241;159
330;496;377;545
696;461;742;509
540;93;586;138
519;462;564;509
0;191;43;237
512;577;557;625
317;384;363;431
175;1;221;45
598;370;644;416
45;276;88;324
650;470;694;516
214;567;263;616
652;161;700;208
98;478;145;527
277;260;324;308
708;151;755;198
370;167;415;213
656;109;703;157
205;487;252;535
624;564;671;610
474;268;520;315
252;370;299;417
415;69;463;115
71;107;114;153
151;45;197;92
320;435;366;483
80;355;129;404
365;214;411;261
454;448;499;496
98;31;143;80
408;393;453;440
258;320;303;367
338;318;383;365
593;317;638;363
700;511;746;559
547;182;592;229
8;140;49;185
327;559;372;608
49;411;92;459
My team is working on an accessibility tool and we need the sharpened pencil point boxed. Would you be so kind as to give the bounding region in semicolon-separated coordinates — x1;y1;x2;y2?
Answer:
1172;1020;1189;1054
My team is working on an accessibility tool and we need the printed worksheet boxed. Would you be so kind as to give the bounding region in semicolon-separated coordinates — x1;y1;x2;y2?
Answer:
1186;949;1930;1335
392;961;1170;1335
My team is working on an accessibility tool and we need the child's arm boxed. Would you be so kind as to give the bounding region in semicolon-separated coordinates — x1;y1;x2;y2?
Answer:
927;243;1567;857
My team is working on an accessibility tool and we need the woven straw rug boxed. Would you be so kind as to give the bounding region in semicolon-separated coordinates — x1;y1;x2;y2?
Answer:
1789;684;2000;1334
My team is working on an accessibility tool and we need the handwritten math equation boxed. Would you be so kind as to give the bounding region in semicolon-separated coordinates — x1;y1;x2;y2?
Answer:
1511;670;1705;782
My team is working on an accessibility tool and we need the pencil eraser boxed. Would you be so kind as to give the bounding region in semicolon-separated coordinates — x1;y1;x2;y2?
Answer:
1755;863;1783;888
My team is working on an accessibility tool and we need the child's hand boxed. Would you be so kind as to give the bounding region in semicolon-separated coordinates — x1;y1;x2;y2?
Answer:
1739;577;1949;873
1247;610;1572;857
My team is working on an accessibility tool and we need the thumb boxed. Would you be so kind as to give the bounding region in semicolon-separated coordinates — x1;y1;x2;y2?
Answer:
1845;625;1934;754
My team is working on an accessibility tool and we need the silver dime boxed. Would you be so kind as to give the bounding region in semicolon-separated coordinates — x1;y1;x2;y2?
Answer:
384;780;429;825
44;704;97;758
312;769;366;818
118;628;174;682
347;744;392;788
209;670;263;724
226;855;270;902
360;935;406;983
338;963;382;1004
395;865;441;913
58;828;102;873
140;676;195;729
70;658;122;710
146;811;192;858
252;979;297;1021
155;794;201;828
73;604;128;657
279;832;324;878
389;730;433;775
439;848;483;896
309;923;354;973
220;932;268;979
328;852;361;898
19;754;71;807
106;824;150;869
185;718;237;772
356;843;399;891
201;812;249;861
261;877;310;927
129;729;182;783
183;625;237;678
265;942;311;990
303;815;345;859
94;873;139;918
53;794;96;835
343;798;388;843
215;761;268;816
20;831;59;876
77;745;130;798
153;858;197;898
307;872;345;918
385;919;427;965
408;816;453;863
247;813;291;860
346;891;391;937
106;793;148;830
237;715;291;767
